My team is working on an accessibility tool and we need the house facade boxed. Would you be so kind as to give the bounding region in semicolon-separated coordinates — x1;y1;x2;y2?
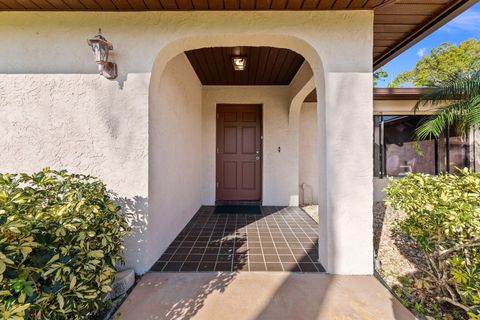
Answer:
0;1;475;275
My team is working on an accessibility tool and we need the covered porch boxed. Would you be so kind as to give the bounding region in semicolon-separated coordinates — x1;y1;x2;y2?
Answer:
150;206;324;273
147;38;373;275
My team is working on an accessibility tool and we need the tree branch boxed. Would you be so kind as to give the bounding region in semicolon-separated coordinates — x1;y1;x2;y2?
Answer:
438;239;480;258
436;297;470;312
453;280;468;305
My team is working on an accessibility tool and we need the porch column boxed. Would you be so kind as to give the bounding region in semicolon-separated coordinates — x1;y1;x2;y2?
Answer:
288;62;315;206
318;72;373;275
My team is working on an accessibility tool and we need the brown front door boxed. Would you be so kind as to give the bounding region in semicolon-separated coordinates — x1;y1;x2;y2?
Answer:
216;104;262;201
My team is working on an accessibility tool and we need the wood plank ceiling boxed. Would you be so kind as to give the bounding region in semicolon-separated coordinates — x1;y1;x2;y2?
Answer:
185;47;304;85
0;0;474;69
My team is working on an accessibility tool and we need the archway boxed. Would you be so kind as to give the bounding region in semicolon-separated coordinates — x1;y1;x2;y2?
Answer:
145;35;329;274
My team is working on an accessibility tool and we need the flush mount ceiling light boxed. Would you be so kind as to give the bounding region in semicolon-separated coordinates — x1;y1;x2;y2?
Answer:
231;56;247;71
87;29;117;79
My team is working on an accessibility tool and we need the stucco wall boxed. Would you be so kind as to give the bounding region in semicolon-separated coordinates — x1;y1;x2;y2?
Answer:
0;11;374;274
0;12;372;74
374;99;436;115
0;73;149;271
0;74;148;196
299;102;319;205
148;53;203;272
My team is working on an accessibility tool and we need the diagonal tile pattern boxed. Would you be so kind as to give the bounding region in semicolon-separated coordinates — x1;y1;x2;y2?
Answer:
151;206;325;272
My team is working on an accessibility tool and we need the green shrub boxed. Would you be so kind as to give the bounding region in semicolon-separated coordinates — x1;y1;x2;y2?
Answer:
386;168;480;319
0;169;131;320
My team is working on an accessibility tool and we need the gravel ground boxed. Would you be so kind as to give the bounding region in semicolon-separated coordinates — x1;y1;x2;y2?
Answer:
373;202;427;285
301;205;318;223
302;203;426;286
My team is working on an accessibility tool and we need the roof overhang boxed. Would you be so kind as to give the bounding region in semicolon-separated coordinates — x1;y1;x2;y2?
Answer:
304;87;437;102
373;0;478;68
373;87;436;100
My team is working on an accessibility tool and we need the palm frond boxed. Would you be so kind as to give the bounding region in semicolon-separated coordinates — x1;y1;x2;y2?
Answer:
415;98;476;140
414;72;480;141
416;112;451;140
414;71;480;112
465;95;480;129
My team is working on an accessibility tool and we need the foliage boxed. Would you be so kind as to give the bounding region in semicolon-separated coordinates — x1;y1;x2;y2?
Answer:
374;68;388;87
392;275;444;319
386;169;480;319
414;71;480;140
390;39;480;87
0;169;131;320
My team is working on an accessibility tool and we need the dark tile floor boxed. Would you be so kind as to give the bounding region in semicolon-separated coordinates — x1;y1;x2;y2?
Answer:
151;206;325;273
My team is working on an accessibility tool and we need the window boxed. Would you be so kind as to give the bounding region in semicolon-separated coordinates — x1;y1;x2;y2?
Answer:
374;115;471;177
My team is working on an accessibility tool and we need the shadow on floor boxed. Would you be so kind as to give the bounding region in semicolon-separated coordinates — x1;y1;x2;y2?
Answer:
163;272;237;320
150;206;324;273
114;272;416;320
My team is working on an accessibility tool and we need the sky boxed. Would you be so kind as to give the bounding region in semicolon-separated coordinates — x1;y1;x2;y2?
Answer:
377;2;480;87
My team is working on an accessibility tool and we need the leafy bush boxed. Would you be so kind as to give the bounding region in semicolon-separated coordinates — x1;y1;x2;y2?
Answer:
386;168;480;319
0;169;130;319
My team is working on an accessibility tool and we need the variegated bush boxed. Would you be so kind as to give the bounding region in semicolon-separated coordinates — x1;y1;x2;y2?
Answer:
386;168;480;319
0;169;131;320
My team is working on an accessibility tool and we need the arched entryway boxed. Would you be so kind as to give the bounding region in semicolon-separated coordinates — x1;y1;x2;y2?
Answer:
146;35;329;272
144;29;373;276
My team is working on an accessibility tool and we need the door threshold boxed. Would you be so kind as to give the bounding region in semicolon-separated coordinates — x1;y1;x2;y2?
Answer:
215;200;262;206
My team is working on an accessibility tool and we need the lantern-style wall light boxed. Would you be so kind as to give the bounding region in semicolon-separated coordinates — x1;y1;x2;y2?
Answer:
87;29;117;79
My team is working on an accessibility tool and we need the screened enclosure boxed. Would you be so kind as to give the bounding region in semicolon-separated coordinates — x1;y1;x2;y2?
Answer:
374;115;472;177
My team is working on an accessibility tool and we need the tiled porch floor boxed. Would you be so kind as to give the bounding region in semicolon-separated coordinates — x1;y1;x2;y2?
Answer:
151;206;325;272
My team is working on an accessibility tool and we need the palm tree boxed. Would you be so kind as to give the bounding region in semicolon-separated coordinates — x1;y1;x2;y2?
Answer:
414;72;480;141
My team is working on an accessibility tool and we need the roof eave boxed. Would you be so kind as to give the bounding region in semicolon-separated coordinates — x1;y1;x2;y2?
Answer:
373;0;479;69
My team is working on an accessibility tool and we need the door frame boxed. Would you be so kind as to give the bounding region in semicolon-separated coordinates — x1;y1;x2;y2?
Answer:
215;103;263;202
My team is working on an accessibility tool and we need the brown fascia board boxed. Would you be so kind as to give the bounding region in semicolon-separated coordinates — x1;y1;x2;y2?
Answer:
303;88;436;102
373;87;436;100
373;0;479;69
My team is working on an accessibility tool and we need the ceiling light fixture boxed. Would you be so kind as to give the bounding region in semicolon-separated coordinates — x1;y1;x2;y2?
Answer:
231;56;247;71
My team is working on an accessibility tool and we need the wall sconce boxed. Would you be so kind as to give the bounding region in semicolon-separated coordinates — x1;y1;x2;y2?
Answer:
231;56;247;71
87;29;117;79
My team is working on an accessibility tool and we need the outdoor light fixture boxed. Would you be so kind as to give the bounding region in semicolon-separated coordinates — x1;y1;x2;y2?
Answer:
231;56;247;71
87;29;117;79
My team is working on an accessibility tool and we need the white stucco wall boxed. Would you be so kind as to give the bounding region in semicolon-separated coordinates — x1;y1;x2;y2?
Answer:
0;11;374;274
0;73;150;271
148;53;203;272
299;102;319;205
319;73;373;274
374;99;436;115
0;74;148;196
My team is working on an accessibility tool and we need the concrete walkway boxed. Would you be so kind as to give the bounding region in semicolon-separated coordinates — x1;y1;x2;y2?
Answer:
114;272;416;320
